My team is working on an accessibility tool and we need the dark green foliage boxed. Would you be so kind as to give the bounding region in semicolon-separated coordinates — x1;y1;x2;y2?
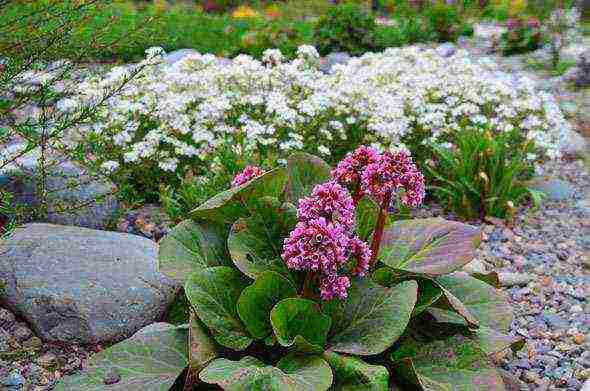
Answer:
314;3;378;55
425;127;536;219
500;17;544;55
424;2;471;42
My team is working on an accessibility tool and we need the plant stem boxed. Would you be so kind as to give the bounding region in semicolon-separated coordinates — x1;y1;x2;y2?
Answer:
352;185;363;206
302;271;317;300
369;191;392;267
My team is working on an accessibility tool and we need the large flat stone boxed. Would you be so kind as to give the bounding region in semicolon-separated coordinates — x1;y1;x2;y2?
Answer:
0;224;179;344
0;147;119;230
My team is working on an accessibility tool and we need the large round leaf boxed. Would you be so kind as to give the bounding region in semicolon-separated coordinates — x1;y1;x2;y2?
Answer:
184;267;252;350
380;218;481;276
191;168;287;224
199;354;333;390
285;152;331;203
158;219;230;281
227;199;296;279
237;272;297;340
432;272;513;332
326;279;418;356
270;298;331;352
323;351;389;390
55;324;188;391
390;335;506;390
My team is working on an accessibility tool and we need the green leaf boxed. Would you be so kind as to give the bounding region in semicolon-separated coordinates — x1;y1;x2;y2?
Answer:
326;279;418;356
270;298;332;353
471;326;525;356
199;354;333;391
391;335;506;391
380;218;481;276
158;219;230;281
285;152;331;203
227;198;296;279
55;324;188;391
414;279;443;316
237;272;297;340
323;351;389;390
432;272;513;332
187;313;217;372
184;266;252;350
191;168;288;224
355;197;380;242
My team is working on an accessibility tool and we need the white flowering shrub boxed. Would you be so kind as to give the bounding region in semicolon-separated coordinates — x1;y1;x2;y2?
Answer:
63;45;572;200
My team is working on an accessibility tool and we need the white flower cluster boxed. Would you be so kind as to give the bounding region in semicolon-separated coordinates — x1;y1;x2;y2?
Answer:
64;45;571;177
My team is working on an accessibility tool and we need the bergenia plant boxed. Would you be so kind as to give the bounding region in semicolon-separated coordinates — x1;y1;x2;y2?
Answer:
58;149;522;390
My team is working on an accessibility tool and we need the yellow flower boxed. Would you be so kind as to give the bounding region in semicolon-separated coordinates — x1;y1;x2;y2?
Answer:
509;0;527;16
232;5;259;19
265;4;282;20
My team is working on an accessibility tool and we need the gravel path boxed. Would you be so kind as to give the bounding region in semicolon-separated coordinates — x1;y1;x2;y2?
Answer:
478;159;590;390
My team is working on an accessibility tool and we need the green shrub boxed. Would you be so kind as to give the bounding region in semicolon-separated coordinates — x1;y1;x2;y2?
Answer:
425;2;467;42
234;20;311;59
57;151;521;390
500;17;544;55
314;3;378;55
425;127;537;219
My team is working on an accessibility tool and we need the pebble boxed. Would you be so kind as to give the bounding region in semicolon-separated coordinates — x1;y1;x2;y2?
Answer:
13;325;32;342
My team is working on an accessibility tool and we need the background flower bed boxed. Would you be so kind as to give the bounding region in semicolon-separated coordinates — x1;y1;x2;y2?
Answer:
1;0;582;62
60;45;573;219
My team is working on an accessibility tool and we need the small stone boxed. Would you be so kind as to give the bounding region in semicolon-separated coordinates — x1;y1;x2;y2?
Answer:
541;311;569;329
37;352;57;368
574;334;586;345
103;369;121;385
13;325;32;342
21;336;42;350
522;370;540;383
0;309;16;329
1;370;24;386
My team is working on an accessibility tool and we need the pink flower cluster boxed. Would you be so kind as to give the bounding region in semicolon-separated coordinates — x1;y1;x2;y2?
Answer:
297;181;355;231
282;181;371;300
331;146;380;187
332;146;425;208
361;150;425;207
231;165;265;187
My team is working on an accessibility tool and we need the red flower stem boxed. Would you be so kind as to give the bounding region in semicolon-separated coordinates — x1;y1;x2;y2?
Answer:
302;271;317;299
352;185;363;206
369;191;392;267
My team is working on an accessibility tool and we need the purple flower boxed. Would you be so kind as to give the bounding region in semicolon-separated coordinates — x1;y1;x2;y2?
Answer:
281;217;350;275
348;236;371;277
320;274;351;300
231;165;264;187
297;181;355;232
361;150;425;208
331;145;380;188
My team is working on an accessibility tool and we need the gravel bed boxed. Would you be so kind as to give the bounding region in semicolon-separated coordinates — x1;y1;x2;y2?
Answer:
478;159;590;390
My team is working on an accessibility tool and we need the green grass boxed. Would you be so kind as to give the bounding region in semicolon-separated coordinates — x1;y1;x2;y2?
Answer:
0;0;477;62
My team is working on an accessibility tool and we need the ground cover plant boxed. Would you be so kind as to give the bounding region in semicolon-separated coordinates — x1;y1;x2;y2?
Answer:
61;45;571;208
425;126;538;219
56;148;523;390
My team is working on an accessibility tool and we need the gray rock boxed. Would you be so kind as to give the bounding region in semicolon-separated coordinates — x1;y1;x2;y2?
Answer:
0;224;179;344
0;150;119;230
528;178;575;202
561;130;589;157
165;49;199;65
0;370;23;387
541;311;570;329
0;328;11;351
436;42;457;57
